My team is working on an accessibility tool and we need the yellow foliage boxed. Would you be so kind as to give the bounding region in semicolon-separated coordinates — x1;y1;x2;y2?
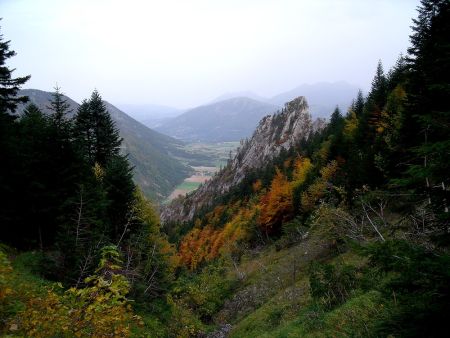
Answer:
1;247;140;338
292;157;313;189
343;110;359;140
92;162;104;180
301;160;339;212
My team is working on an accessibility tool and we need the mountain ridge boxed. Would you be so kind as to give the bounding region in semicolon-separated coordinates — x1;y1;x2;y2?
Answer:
161;96;324;224
16;89;192;201
156;97;279;142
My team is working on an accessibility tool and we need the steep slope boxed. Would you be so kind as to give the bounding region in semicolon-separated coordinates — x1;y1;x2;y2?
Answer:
17;89;191;201
156;97;279;142
161;96;324;223
270;81;359;118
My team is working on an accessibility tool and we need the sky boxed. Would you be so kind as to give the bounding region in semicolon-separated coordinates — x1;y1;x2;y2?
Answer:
2;0;420;109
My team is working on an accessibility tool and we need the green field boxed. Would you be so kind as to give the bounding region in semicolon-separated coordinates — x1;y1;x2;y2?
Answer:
181;142;240;167
175;181;202;191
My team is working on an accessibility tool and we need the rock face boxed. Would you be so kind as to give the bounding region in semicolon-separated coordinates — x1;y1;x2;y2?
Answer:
161;96;321;224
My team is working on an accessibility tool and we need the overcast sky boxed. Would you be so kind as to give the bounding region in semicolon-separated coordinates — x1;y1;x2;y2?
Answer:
2;0;419;109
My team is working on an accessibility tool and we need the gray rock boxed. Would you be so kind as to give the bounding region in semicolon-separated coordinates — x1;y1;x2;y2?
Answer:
161;96;323;224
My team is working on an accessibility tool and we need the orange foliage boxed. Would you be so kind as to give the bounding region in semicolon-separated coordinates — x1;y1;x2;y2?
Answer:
178;207;256;270
258;168;293;234
252;179;262;193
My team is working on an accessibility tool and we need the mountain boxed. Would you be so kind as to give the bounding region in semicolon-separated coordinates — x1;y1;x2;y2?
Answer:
115;103;182;129
17;89;191;201
269;81;360;118
161;96;324;224
210;91;269;104
156;97;279;142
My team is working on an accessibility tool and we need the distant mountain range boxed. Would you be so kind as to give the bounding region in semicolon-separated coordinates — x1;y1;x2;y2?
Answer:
115;103;182;129
17;89;192;201
151;82;360;143
155;97;279;142
269;81;360;117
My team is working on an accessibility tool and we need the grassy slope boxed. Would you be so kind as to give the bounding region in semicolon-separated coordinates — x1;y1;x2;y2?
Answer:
210;234;391;338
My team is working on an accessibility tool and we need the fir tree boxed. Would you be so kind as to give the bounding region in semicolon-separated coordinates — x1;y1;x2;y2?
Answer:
0;23;30;117
47;85;71;129
75;90;122;166
401;0;450;217
89;90;122;165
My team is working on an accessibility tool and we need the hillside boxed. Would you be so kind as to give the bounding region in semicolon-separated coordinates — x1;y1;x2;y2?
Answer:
156;97;279;142
1;2;449;337
17;89;191;201
161;97;325;224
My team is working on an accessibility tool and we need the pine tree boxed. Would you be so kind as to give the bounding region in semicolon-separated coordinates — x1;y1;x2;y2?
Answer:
368;60;387;112
89;90;122;165
327;106;344;135
74;99;95;163
353;90;365;118
75;90;122;166
0;24;30;247
47;85;71;129
401;0;450;217
0;23;30;117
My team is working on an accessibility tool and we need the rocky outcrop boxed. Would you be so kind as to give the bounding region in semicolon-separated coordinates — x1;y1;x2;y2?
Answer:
161;96;321;224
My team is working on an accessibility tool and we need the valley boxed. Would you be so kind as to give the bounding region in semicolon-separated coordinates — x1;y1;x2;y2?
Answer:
1;1;449;338
166;142;238;202
167;166;219;202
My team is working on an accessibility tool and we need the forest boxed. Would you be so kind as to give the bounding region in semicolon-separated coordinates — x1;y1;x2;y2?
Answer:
0;0;449;337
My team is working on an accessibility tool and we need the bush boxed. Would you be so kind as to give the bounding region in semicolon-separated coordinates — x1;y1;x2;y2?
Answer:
309;261;359;309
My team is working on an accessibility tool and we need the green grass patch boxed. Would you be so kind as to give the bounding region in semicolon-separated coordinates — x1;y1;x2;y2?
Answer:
176;181;201;191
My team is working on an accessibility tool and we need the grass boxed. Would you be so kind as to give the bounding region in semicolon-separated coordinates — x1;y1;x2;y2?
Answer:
223;233;389;338
182;142;240;167
175;181;202;192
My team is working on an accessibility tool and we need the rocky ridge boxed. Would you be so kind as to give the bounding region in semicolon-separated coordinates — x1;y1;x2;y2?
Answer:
161;96;324;224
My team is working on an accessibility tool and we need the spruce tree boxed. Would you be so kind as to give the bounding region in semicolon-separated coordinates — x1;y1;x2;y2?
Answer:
402;0;450;218
0;24;30;246
0;23;30;117
74;99;95;163
75;90;122;166
47;85;72;129
89;90;122;165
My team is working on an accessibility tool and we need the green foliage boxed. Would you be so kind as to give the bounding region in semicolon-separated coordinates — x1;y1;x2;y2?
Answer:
309;262;359;309
0;24;30;116
1;245;142;338
172;263;235;322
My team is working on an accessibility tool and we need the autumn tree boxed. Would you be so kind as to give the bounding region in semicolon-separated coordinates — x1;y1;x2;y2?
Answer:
259;168;294;235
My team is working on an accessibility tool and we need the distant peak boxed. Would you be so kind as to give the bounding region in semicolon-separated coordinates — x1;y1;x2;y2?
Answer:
284;96;308;112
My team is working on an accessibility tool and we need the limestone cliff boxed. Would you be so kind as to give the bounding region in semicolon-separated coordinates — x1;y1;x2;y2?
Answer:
161;96;323;224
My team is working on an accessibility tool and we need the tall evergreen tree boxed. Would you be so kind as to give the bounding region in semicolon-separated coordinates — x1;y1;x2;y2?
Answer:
401;0;450;218
89;90;122;165
0;24;30;246
74;90;122;166
367;60;388;112
47;85;72;129
0;24;30;117
74;99;95;163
